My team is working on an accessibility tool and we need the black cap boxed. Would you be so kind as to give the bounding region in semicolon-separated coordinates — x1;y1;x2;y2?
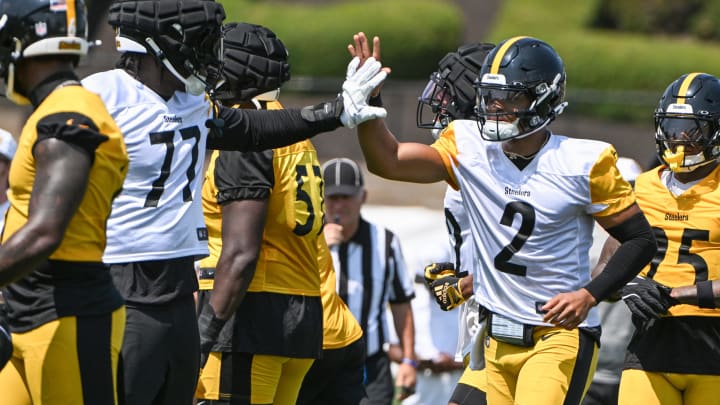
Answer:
322;158;364;197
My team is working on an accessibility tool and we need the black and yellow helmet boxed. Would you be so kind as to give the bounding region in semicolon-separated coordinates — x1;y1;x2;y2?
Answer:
0;0;89;104
655;72;720;172
476;36;567;141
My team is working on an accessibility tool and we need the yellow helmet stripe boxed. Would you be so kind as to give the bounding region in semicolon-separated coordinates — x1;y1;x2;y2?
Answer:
676;72;701;104
490;36;529;74
66;0;77;37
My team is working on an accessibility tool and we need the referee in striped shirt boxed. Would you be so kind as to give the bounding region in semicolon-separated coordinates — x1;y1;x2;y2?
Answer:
322;158;418;404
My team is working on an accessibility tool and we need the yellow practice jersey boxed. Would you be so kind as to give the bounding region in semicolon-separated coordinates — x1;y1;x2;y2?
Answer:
200;100;322;296
635;166;720;318
317;236;363;349
198;149;222;291
3;85;128;260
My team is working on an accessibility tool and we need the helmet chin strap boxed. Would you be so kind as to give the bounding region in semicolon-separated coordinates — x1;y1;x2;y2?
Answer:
144;37;207;96
5;63;30;106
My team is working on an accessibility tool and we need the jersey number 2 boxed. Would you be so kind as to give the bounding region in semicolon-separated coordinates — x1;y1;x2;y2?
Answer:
494;201;535;276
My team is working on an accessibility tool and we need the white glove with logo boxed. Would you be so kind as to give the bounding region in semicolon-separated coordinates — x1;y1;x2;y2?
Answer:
340;56;388;129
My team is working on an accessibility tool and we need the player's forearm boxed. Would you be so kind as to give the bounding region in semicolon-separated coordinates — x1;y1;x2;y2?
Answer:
391;303;416;360
210;102;341;151
357;118;401;179
0;227;58;287
585;212;656;301
209;253;258;320
671;280;720;308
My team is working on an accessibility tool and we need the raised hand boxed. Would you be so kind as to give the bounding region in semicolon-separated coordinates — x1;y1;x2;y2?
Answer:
339;55;387;128
347;32;390;97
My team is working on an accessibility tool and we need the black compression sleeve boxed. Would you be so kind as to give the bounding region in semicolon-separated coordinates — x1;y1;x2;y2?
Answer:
584;211;657;302
208;101;341;151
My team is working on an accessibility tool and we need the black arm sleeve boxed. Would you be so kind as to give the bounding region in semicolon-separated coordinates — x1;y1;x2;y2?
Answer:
208;99;342;151
583;212;657;302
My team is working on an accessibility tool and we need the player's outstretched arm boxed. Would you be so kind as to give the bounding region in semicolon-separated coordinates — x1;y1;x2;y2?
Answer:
207;37;389;152
348;32;449;184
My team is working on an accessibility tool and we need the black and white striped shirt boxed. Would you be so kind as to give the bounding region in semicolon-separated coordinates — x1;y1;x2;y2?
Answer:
330;217;415;357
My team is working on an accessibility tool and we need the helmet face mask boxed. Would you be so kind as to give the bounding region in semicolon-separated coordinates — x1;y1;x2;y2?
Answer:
109;0;226;96
416;42;494;136
476;37;567;142
477;83;534;140
416;71;455;130
655;73;720;173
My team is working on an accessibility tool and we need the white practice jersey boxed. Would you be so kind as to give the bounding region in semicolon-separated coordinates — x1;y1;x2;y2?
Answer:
432;120;635;327
443;186;475;276
83;69;211;263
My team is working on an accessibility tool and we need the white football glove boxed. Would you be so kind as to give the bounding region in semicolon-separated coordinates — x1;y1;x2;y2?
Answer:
340;56;388;129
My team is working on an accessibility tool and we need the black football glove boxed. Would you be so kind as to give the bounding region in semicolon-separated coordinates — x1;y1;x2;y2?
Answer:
197;303;226;370
621;275;679;322
0;315;12;372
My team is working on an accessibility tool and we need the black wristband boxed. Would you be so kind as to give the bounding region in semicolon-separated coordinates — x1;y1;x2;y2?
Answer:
697;280;715;309
368;93;383;107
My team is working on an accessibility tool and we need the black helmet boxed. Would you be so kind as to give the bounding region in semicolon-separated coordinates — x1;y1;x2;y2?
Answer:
108;0;225;95
214;22;290;104
476;36;567;141
416;42;494;132
0;0;89;104
655;72;720;172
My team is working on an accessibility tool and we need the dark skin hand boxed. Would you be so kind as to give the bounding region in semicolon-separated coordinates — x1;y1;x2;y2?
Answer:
0;138;92;286
208;199;267;320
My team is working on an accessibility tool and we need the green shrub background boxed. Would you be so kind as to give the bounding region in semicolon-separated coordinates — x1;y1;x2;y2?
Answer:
218;0;463;80
219;0;720;122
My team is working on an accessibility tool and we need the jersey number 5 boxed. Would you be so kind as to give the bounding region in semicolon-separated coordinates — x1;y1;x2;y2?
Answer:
648;227;709;282
293;164;325;236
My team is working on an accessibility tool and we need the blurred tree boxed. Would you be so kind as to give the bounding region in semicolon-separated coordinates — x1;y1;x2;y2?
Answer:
590;0;715;39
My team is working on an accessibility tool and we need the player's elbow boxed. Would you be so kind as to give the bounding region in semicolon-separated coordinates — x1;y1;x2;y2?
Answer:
25;224;65;259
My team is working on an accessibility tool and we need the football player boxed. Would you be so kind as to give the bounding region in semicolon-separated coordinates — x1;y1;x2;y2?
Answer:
195;22;367;405
81;2;386;404
0;0;128;403
611;72;720;404
415;42;494;405
348;33;657;405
